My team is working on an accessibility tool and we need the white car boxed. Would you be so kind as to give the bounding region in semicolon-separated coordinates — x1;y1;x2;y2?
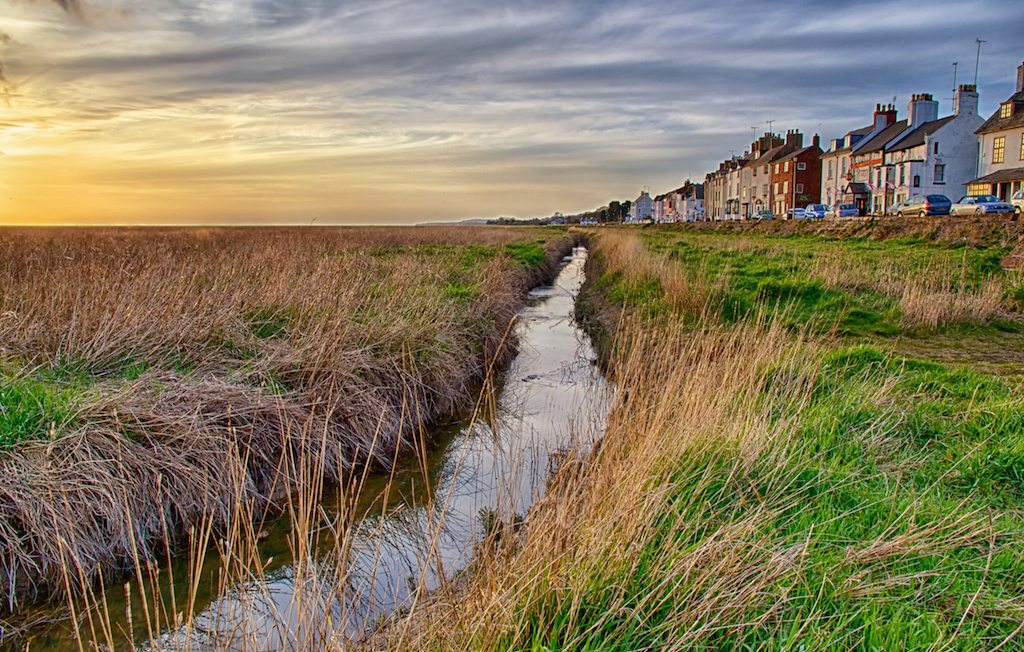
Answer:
949;195;1015;216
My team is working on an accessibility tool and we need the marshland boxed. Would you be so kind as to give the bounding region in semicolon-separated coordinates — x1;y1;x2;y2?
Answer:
2;219;1024;650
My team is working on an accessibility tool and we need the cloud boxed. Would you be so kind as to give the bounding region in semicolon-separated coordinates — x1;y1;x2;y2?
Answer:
1;0;1022;224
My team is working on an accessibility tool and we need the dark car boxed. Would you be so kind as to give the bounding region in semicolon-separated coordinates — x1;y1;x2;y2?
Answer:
896;194;951;217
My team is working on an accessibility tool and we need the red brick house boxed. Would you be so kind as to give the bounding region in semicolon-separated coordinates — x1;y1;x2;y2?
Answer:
770;132;823;217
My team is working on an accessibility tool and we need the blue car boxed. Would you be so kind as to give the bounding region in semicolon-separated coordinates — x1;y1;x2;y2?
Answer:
803;204;828;219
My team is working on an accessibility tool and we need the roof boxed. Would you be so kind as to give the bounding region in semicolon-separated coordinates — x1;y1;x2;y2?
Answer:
822;124;873;157
855;119;908;154
749;144;789;167
889;115;956;152
845;182;871;194
969;166;1024;185
977;91;1024;134
776;145;822;162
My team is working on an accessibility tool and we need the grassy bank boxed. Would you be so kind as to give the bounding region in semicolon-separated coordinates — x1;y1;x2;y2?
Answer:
0;226;573;613
383;225;1024;650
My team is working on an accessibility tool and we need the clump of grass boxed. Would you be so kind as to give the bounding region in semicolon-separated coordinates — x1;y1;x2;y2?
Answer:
0;377;77;447
900;278;1004;330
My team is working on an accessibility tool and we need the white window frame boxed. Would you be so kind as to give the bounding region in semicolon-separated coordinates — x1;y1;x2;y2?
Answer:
797;162;807;171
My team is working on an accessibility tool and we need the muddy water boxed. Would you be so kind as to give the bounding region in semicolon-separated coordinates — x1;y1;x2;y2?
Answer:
12;247;608;650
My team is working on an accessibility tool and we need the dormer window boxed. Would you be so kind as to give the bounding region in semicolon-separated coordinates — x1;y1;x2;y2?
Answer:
1000;103;1013;119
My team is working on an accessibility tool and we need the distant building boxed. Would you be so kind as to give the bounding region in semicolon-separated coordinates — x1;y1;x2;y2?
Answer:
771;133;822;217
820;123;875;209
969;60;1024;200
850;105;906;215
628;190;654;223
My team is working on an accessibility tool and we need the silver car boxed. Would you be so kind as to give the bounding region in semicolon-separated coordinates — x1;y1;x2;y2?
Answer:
950;195;1015;216
1012;189;1024;217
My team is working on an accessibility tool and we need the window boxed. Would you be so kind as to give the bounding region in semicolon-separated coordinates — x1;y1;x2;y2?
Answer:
828;160;834;180
934;163;945;183
842;159;847;175
1000;103;1012;119
774;182;779;194
796;183;804;194
993;136;1005;164
753;167;757;177
899;166;905;186
775;164;780;174
1020;134;1024;161
797;162;807;171
913;175;920;188
933;142;939;155
762;184;768;196
784;161;790;172
764;165;769;175
783;181;789;194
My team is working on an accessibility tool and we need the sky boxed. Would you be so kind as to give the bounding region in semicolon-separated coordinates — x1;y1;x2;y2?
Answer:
0;0;1022;225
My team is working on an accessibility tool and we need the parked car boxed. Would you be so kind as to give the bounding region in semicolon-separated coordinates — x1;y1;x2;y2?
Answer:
886;199;908;216
803;204;829;219
895;194;952;217
754;209;774;220
1012;189;1024;217
949;195;1016;216
787;208;807;219
825;204;858;219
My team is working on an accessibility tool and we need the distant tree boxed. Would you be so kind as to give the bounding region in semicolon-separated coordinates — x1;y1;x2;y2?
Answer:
608;201;622;222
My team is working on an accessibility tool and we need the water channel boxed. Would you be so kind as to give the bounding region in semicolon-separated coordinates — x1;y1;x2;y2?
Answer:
12;246;609;650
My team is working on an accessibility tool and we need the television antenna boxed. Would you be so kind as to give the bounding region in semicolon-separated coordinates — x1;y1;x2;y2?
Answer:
974;39;986;85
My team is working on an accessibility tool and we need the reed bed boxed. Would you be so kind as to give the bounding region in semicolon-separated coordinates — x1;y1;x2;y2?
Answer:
0;226;573;614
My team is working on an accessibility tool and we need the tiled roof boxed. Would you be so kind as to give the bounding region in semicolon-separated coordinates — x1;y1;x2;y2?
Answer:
749;144;789;167
977;92;1024;134
776;145;822;162
855;119;908;154
889;115;956;151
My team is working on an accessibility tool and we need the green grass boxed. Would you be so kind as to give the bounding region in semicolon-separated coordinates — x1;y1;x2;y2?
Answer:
497;228;1024;650
496;342;1024;650
505;241;547;268
0;376;78;447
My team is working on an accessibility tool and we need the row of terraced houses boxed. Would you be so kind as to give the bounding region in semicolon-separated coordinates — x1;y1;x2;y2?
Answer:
628;59;1024;223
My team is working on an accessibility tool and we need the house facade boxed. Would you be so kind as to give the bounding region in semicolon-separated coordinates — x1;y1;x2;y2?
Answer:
969;61;1024;200
885;85;982;205
820;124;873;208
628;190;654;223
851;106;906;215
771;135;822;217
739;133;785;218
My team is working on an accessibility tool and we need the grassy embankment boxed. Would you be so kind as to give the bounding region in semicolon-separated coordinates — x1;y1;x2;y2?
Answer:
383;223;1024;650
0;226;572;617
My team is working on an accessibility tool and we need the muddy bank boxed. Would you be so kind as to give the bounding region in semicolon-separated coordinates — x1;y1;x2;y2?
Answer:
0;231;580;614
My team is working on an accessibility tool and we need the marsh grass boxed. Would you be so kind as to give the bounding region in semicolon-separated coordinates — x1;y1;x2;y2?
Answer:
0;226;572;615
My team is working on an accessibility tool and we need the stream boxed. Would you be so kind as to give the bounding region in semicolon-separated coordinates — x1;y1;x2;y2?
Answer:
11;246;609;650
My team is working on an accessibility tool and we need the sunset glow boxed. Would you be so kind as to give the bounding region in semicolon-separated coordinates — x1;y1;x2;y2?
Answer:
0;0;1020;224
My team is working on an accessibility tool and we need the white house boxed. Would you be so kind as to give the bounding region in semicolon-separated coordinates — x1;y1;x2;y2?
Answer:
628;190;654;223
885;85;983;205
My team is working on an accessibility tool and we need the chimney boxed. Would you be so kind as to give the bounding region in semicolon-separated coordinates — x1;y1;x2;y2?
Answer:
785;129;803;148
1017;60;1024;93
812;134;820;149
954;84;979;116
873;103;897;130
908;93;939;129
